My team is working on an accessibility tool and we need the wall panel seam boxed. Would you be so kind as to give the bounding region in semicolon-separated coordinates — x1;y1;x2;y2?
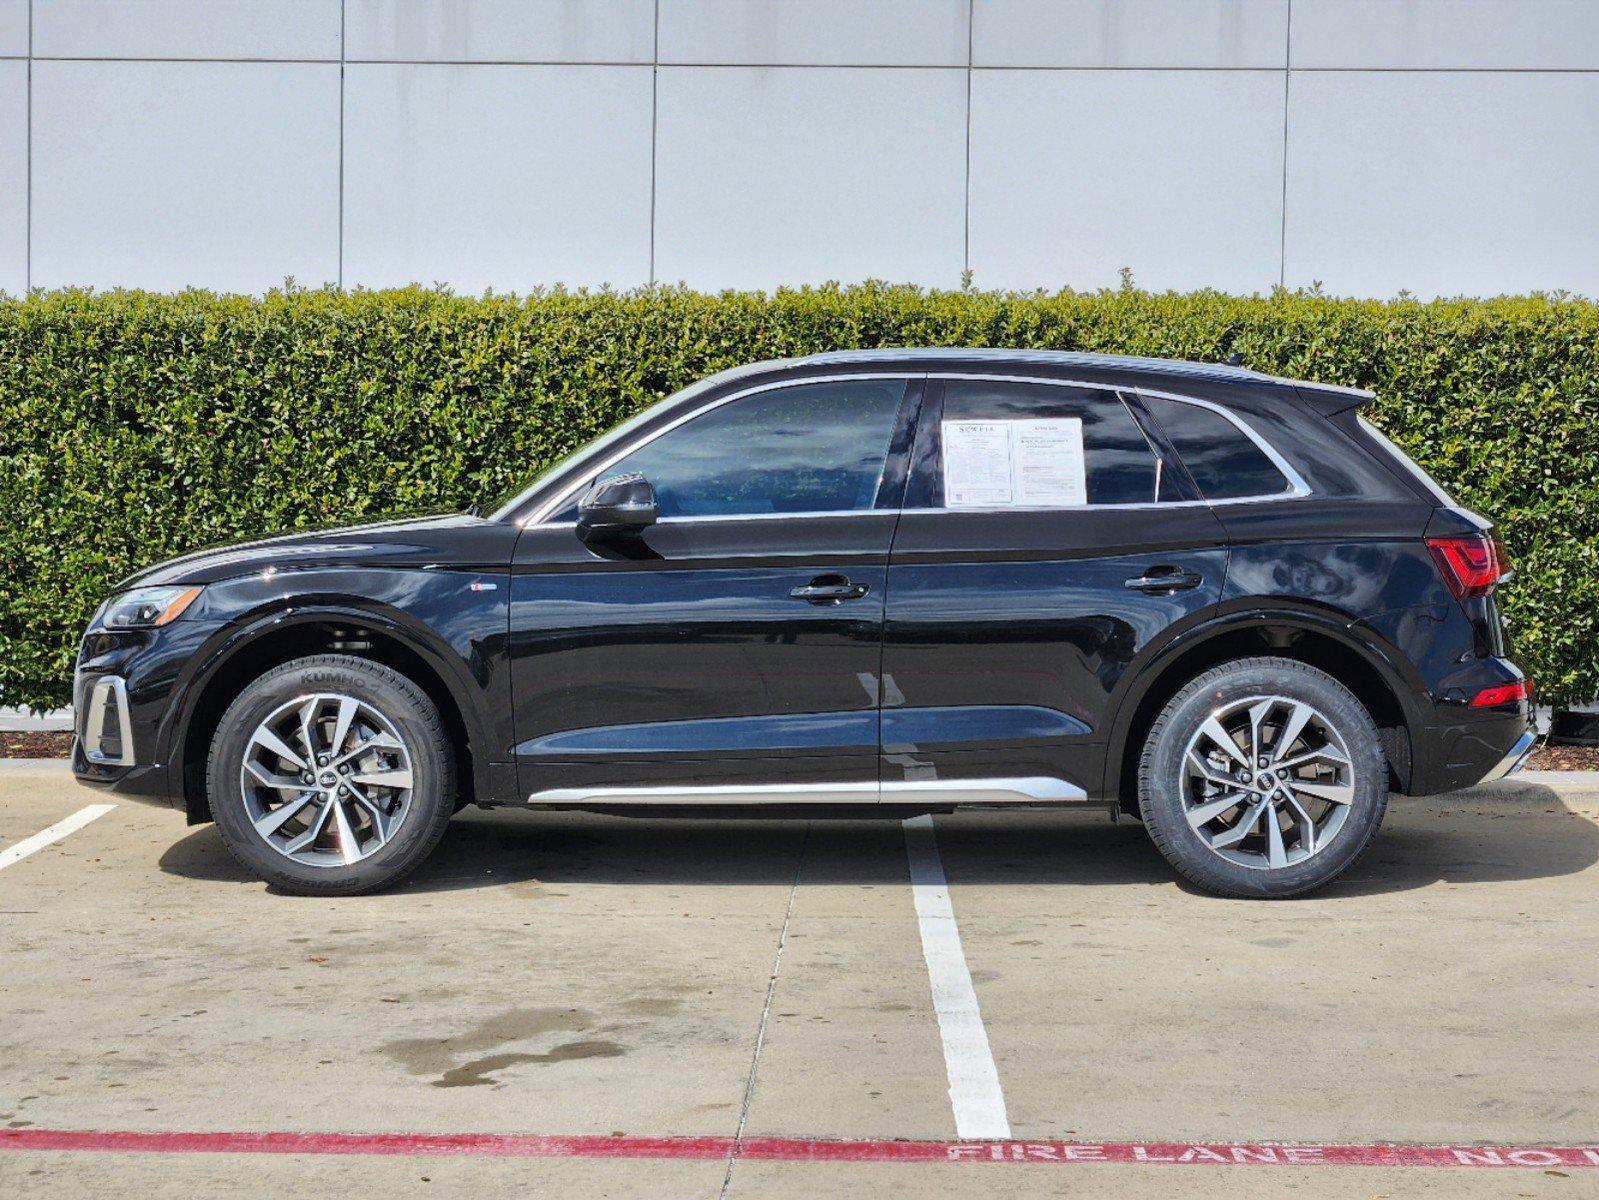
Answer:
337;0;345;289
963;0;972;280
24;0;31;290
31;55;342;64
1279;0;1291;287
649;0;659;286
14;60;1599;73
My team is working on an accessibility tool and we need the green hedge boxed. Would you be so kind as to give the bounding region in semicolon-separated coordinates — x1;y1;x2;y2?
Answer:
2;284;1596;711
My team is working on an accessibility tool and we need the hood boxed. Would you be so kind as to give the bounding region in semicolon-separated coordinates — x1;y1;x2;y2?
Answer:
114;513;506;590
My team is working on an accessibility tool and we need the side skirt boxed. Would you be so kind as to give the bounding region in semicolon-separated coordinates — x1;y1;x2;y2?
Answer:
521;777;1087;807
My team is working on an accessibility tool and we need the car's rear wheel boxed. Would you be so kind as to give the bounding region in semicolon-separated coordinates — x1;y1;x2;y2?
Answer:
207;655;455;896
1138;656;1387;898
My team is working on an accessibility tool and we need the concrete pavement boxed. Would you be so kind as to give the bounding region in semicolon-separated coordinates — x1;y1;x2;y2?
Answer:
1;764;1595;1196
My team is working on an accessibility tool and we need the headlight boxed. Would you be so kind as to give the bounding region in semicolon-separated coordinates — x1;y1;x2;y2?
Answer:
101;585;205;629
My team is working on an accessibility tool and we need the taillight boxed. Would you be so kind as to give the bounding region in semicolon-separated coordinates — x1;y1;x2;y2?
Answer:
1470;679;1532;708
1426;534;1505;598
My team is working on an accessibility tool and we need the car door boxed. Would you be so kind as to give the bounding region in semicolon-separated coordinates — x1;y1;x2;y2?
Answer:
879;377;1228;799
508;375;922;803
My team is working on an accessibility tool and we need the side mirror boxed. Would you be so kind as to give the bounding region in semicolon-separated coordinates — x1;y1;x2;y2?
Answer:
577;472;658;541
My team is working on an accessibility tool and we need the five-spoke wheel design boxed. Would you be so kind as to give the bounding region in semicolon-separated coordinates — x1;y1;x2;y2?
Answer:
240;693;415;868
1181;694;1354;871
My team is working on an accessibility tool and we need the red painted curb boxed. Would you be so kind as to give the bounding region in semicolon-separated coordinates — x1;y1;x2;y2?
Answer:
1;1129;1596;1169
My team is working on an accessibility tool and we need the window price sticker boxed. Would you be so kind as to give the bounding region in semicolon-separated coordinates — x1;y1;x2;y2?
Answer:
942;418;1087;509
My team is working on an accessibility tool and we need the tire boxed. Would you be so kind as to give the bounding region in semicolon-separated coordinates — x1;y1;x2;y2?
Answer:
207;654;456;896
1137;656;1387;899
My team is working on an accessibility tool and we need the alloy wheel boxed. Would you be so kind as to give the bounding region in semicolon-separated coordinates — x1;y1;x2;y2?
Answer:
239;693;415;868
1180;694;1355;871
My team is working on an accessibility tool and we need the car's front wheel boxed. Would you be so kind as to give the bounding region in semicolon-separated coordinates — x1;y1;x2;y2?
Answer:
1137;656;1388;898
207;654;456;896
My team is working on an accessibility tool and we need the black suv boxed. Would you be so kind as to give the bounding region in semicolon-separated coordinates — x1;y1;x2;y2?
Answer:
72;350;1534;898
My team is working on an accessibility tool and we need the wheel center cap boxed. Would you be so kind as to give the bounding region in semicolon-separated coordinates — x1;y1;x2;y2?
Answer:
319;772;337;787
1256;773;1276;791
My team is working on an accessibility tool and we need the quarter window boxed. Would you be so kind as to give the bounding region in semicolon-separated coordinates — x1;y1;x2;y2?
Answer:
929;381;1169;508
1139;394;1291;501
1357;415;1454;505
596;379;904;518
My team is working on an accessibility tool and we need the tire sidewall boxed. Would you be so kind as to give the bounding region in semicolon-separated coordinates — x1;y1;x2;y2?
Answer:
207;656;454;895
1139;659;1388;898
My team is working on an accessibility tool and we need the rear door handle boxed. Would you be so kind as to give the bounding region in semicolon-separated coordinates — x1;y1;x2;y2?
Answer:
790;575;870;605
1124;567;1203;593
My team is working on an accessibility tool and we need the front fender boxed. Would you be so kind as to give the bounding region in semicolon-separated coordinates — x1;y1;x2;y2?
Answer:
157;570;511;810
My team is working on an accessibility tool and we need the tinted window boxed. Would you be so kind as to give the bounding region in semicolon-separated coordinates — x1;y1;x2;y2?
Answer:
932;381;1163;507
1358;415;1455;505
599;379;904;518
1141;394;1290;500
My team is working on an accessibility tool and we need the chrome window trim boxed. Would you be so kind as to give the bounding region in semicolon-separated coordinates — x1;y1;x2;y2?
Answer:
523;369;1311;527
904;498;1216;515
525;372;921;527
1128;384;1311;504
525;776;1086;806
536;508;894;531
925;374;1309;511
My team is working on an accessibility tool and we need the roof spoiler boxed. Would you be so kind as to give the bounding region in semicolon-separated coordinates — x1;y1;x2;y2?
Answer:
1292;382;1375;417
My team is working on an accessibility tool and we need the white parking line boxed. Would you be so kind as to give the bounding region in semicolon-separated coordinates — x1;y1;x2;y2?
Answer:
903;814;1011;1140
0;805;116;872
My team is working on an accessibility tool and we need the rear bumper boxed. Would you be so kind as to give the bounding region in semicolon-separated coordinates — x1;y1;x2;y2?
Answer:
1481;729;1537;783
1407;708;1535;795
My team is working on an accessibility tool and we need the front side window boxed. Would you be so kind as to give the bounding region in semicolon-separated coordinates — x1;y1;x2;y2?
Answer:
927;381;1172;508
596;379;905;519
1140;394;1292;501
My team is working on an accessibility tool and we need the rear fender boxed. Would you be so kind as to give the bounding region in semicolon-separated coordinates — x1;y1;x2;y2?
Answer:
1099;604;1429;800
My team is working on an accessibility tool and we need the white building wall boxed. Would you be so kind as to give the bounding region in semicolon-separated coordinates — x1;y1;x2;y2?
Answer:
3;0;1598;299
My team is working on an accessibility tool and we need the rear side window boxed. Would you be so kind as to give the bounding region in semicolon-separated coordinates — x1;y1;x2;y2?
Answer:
929;381;1170;508
1140;394;1291;501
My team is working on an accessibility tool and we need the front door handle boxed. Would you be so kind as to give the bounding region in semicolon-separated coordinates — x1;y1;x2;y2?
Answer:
1124;566;1203;593
790;575;870;605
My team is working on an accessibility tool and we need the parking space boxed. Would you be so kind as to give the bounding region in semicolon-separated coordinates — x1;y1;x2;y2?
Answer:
935;795;1599;1146
1;764;1597;1196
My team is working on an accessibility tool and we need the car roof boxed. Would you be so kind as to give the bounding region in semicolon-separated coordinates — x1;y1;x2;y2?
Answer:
720;347;1374;403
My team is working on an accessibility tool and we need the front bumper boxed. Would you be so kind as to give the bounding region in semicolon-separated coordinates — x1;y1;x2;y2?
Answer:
70;616;223;807
77;674;135;766
70;672;175;805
